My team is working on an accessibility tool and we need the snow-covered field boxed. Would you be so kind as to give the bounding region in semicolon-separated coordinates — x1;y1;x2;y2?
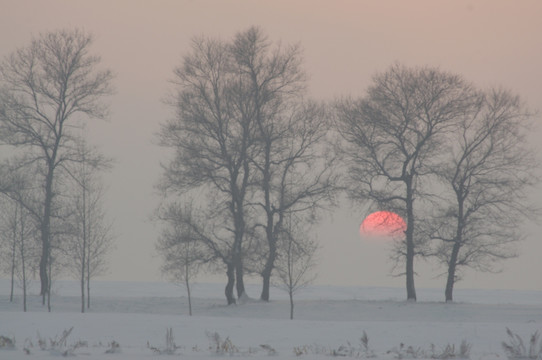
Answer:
1;280;541;359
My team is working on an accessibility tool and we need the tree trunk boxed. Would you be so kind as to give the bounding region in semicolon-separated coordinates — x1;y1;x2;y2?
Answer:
19;208;27;312
445;243;460;302
47;253;52;312
81;183;87;313
86;189;91;310
10;222;16;303
446;195;464;302
260;210;278;302
405;244;416;301
11;203;21;303
40;168;54;302
260;270;271;302
260;241;276;301
405;179;417;301
80;237;86;312
22;261;27;312
186;277;192;316
39;248;48;304
235;259;245;299
80;269;85;313
87;242;91;309
233;209;246;299
21;243;27;312
225;263;236;305
289;291;294;320
260;139;274;302
87;278;91;309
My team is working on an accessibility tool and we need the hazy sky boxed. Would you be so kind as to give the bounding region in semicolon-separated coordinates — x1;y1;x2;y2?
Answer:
1;0;541;292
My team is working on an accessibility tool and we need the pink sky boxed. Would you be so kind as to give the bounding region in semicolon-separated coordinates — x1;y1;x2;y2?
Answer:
1;0;541;290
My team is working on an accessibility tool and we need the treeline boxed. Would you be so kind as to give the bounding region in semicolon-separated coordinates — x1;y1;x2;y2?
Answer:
1;27;538;316
155;26;538;312
0;29;115;312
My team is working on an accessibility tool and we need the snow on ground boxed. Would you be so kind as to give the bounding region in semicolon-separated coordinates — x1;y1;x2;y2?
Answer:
0;280;541;359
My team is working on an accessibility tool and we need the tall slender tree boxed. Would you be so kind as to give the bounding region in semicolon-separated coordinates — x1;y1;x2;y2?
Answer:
0;196;38;312
156;201;207;316
65;138;113;312
0;29;114;303
430;88;538;301
159;33;257;304
274;214;318;320
0;163;42;311
228;27;336;301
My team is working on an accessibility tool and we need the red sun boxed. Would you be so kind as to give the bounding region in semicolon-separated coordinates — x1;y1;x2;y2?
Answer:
360;211;406;238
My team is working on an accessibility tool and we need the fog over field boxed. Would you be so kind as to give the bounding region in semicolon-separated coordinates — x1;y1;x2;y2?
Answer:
0;1;541;296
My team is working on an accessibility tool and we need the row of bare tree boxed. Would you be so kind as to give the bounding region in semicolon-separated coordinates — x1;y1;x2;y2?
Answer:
155;27;335;316
0;29;115;312
335;65;539;301
156;26;539;312
1;27;537;315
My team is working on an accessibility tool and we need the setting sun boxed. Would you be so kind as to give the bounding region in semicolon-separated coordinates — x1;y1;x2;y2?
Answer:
360;211;406;238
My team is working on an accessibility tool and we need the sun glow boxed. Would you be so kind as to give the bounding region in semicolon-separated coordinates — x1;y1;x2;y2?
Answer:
360;211;406;239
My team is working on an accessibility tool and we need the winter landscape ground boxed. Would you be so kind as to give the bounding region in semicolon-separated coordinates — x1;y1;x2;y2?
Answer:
1;280;541;359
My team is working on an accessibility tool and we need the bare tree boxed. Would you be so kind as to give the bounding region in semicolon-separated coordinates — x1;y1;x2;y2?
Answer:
227;27;336;301
65;139;114;312
0;29;114;303
0;195;38;310
159;29;263;304
334;64;478;301
84;197;114;309
17;206;38;312
157;196;241;304
0;196;19;302
156;202;208;316
274;215;318;320
0;164;43;311
430;88;539;302
159;27;335;304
